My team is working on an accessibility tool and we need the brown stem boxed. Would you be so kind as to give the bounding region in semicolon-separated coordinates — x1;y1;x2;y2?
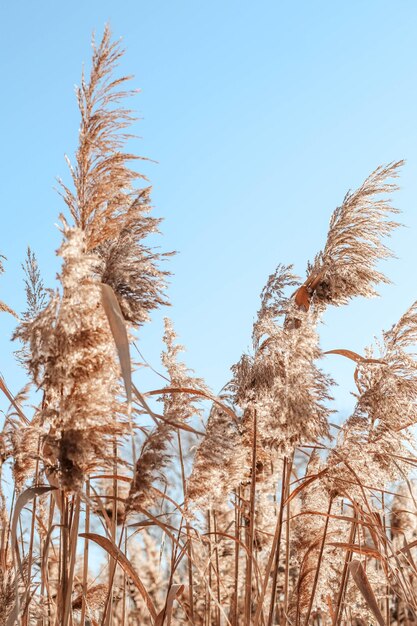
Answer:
59;490;69;626
332;508;358;626
22;449;41;626
267;456;290;626
207;511;212;626
232;488;241;626
244;408;258;626
253;456;288;626
178;430;195;623
213;510;222;626
303;496;333;626
63;494;81;626
80;480;90;626
284;478;292;622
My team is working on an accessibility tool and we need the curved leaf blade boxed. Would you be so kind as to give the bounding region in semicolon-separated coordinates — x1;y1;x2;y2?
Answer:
80;532;157;621
100;283;132;403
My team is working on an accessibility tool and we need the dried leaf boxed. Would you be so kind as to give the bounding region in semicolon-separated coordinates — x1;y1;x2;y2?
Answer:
349;560;386;626
133;384;204;436
146;386;239;425
155;584;185;626
329;543;382;559
294;285;310;311
285;468;329;505
100;283;132;403
324;349;385;364
9;486;56;626
79;532;157;621
12;486;55;572
0;376;29;424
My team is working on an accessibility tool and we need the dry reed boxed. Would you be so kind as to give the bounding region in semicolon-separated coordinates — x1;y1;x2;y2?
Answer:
1;24;417;626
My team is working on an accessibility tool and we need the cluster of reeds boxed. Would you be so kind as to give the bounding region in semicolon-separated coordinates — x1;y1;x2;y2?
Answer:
2;26;417;626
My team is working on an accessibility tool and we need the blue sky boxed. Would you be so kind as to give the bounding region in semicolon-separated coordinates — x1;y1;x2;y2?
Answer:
1;1;417;417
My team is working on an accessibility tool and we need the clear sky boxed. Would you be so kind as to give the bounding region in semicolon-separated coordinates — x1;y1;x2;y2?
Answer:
1;1;417;418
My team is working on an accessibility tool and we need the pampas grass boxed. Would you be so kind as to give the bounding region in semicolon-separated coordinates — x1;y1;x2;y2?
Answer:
2;24;417;626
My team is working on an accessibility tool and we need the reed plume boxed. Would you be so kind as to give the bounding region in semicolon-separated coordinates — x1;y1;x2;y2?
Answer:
59;25;168;327
127;318;207;511
297;161;403;312
13;26;169;491
0;256;16;317
234;264;333;455
326;300;417;502
15;224;125;490
186;402;244;508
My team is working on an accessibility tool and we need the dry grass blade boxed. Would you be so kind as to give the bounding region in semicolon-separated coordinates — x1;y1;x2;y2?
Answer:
9;486;55;626
349;560;387;626
155;584;185;626
0;376;29;424
285;468;329;505
11;486;55;575
133;383;204;435
146;386;239;424
79;532;158;621
329;543;382;559
324;349;386;365
294;285;311;311
100;282;132;403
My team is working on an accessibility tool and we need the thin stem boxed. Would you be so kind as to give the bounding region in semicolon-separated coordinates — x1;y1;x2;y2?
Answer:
63;494;81;626
253;456;288;626
244;408;257;626
232;488;241;626
104;438;119;626
284;479;291;622
332;508;357;626
216;510;226;625
303;496;333;626
22;450;41;626
80;480;90;626
177;430;195;623
267;456;290;626
207;511;212;626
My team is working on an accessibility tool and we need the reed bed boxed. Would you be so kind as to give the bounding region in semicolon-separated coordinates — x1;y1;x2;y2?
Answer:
2;26;417;626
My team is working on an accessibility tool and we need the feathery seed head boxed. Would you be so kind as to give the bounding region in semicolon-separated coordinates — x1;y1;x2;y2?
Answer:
127;318;207;512
299;162;403;312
